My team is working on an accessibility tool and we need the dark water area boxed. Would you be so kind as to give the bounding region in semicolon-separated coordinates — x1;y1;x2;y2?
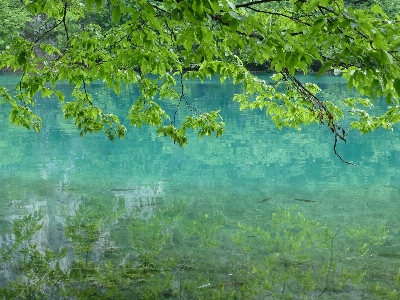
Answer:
0;72;400;298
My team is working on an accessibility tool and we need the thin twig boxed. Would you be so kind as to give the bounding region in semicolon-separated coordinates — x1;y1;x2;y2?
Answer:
172;73;200;126
334;134;357;166
62;1;69;43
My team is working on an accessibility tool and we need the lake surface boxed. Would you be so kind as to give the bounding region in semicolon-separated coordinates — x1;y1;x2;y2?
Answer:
0;72;399;299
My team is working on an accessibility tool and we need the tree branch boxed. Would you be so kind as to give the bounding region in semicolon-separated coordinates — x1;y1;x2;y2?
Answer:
236;0;288;8
62;1;69;43
334;134;357;166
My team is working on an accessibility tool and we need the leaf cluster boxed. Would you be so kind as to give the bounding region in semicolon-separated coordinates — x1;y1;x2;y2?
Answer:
1;0;400;150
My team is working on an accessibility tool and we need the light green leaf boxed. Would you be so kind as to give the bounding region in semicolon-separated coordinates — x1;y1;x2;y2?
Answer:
114;81;121;95
306;0;319;13
41;88;53;98
91;107;98;119
370;4;385;16
208;0;220;13
193;0;203;17
225;0;235;10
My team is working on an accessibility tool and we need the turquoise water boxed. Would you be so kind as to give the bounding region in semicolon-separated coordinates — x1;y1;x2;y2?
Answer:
1;72;400;298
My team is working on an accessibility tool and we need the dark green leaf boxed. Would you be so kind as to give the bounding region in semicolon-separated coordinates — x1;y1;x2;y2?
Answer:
316;61;333;78
112;6;121;24
393;79;400;97
229;18;238;31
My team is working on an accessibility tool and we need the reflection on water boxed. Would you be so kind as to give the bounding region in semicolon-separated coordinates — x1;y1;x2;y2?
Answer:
1;73;400;298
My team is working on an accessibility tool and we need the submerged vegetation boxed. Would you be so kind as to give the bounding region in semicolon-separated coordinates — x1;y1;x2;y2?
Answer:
0;197;397;299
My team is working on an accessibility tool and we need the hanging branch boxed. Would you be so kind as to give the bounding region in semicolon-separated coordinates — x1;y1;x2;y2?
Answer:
334;134;357;166
282;69;357;166
82;79;92;105
171;72;201;127
32;1;69;45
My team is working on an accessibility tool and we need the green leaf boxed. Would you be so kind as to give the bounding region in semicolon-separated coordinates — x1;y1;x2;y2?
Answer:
393;79;400;97
381;50;392;65
229;18;238;31
276;47;284;63
86;0;95;7
316;61;333;78
370;4;385;16
17;51;27;65
311;18;324;36
193;0;203;17
95;0;102;8
208;0;220;13
221;12;230;23
91;107;98;119
225;0;235;10
306;0;319;13
112;6;121;23
41;88;53;98
171;9;181;21
114;81;121;95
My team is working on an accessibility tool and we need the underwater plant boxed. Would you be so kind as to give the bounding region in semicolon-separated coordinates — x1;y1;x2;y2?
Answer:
0;200;393;299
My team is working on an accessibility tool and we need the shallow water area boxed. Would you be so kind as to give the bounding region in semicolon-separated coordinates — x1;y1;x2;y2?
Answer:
0;72;400;299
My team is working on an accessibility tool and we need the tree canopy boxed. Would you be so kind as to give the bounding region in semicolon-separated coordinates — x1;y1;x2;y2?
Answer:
1;0;400;162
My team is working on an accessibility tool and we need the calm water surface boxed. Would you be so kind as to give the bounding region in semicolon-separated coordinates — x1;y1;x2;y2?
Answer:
1;72;400;297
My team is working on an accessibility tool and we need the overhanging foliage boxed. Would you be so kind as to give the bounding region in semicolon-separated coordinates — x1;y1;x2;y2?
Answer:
1;0;399;162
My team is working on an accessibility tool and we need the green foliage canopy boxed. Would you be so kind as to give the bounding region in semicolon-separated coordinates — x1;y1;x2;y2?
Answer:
1;0;400;152
0;0;32;52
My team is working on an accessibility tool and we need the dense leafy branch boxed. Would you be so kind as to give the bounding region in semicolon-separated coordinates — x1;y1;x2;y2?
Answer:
0;0;399;162
236;0;285;8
